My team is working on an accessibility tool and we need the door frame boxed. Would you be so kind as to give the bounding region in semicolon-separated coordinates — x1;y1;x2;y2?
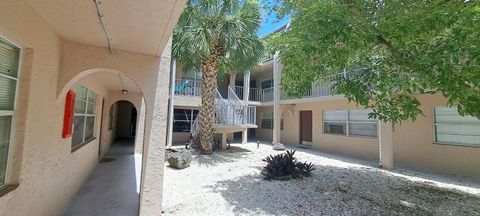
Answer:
299;110;313;145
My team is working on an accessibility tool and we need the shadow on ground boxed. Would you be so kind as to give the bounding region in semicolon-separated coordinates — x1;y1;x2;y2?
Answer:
194;146;252;167
207;164;480;216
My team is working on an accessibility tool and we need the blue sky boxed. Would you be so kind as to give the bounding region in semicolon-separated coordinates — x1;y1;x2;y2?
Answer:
257;0;290;37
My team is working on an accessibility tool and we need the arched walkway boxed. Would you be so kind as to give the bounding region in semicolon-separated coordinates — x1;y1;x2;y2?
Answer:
62;69;147;215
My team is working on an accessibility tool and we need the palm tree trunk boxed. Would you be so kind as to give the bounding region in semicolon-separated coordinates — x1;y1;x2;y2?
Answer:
197;43;223;154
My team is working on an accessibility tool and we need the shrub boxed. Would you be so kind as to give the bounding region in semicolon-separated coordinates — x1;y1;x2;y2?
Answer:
262;150;315;180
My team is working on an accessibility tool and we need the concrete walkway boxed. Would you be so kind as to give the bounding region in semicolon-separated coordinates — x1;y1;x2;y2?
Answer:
65;139;140;216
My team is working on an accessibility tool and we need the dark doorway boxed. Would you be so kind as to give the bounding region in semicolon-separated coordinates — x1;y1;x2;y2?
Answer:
300;110;313;145
116;101;137;139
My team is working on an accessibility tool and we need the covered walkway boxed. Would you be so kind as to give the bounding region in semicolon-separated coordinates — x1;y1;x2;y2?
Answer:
65;139;141;216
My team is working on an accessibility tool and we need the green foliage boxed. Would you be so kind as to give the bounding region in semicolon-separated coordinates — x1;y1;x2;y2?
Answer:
262;150;315;180
172;0;265;75
268;0;480;125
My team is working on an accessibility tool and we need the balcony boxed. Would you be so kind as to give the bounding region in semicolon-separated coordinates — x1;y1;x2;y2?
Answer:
234;86;274;102
281;84;333;100
174;79;202;97
234;84;333;103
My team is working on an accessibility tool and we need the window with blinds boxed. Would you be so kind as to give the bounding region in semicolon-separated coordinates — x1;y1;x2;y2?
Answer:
323;109;377;138
0;38;20;186
434;107;480;147
260;112;273;129
72;85;97;150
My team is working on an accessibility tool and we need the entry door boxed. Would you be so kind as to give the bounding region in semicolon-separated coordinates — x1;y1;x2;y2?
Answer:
300;111;313;145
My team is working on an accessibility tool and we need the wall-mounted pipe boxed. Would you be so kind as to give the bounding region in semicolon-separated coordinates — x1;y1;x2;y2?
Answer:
93;0;113;54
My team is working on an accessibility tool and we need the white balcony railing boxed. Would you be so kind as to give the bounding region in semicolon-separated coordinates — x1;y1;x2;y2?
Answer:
235;83;333;102
174;79;202;97
281;84;332;100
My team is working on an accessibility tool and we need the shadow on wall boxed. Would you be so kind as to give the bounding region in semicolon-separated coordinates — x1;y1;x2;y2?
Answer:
206;164;480;216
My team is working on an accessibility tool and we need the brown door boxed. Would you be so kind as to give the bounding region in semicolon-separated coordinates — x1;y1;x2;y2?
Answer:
300;110;313;144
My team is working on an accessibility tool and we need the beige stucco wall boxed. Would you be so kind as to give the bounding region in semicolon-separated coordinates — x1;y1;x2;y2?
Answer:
0;1;172;215
265;93;480;180
278;101;379;161
0;1;105;215
393;94;480;180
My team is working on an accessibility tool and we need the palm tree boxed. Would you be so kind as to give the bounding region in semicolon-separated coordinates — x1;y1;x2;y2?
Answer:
172;0;264;154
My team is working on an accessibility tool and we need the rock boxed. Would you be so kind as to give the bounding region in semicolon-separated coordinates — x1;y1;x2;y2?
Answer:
272;143;286;151
167;151;192;169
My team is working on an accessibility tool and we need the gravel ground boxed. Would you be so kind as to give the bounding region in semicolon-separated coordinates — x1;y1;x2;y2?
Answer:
163;143;480;216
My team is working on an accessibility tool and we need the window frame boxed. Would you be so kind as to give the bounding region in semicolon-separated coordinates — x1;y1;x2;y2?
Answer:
71;84;97;152
173;108;198;133
108;103;117;130
433;107;480;148
322;109;378;138
260;112;273;129
0;36;22;190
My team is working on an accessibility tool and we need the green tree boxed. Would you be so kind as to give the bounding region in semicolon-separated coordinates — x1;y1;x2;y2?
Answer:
268;0;480;125
173;0;264;154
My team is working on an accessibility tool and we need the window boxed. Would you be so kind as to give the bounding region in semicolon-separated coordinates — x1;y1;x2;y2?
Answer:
323;109;377;138
261;79;273;89
260;112;273;129
72;85;97;149
348;109;377;137
173;109;198;132
0;38;20;187
280;114;284;131
108;103;117;130
434;107;480;147
323;110;347;135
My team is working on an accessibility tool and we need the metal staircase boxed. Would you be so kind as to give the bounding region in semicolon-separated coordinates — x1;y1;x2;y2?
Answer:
191;86;256;137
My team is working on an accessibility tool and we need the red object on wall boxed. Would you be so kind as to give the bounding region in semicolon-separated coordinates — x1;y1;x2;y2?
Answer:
62;90;76;138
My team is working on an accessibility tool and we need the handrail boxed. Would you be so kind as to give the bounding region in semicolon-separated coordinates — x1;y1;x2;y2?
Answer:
228;86;245;106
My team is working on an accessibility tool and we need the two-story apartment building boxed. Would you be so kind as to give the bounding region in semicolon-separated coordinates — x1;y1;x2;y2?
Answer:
169;50;480;181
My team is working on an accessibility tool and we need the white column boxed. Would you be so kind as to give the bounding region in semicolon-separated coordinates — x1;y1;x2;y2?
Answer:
243;70;250;101
378;121;394;169
272;52;281;144
221;132;228;149
166;59;176;147
242;129;248;144
229;72;237;87
139;38;172;216
134;98;146;154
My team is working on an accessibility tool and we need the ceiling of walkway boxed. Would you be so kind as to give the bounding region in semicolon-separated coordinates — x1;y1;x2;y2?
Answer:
25;0;185;56
81;72;141;94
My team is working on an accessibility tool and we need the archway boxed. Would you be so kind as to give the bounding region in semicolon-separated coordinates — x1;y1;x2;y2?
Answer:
108;100;137;154
62;69;147;215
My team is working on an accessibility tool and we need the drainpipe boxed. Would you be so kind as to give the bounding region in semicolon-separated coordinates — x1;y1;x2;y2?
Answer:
166;59;176;147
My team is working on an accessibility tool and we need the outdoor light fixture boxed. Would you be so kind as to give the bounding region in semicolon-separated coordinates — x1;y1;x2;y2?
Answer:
119;74;127;95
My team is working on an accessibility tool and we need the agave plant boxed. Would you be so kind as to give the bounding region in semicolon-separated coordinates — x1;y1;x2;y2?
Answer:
262;150;315;180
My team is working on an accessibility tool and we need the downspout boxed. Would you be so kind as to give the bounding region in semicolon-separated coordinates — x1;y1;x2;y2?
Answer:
93;0;114;54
